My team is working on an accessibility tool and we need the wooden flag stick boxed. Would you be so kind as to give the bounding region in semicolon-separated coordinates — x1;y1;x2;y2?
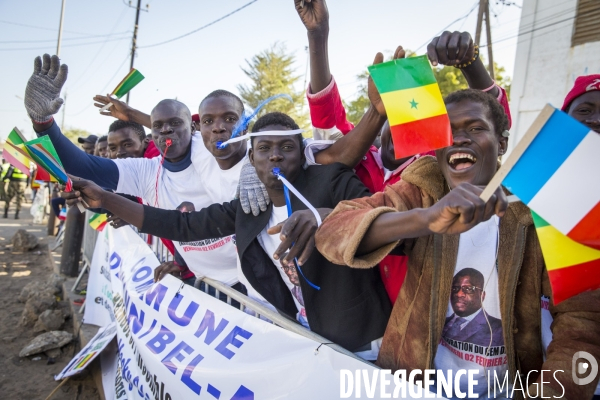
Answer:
99;95;117;113
480;104;555;202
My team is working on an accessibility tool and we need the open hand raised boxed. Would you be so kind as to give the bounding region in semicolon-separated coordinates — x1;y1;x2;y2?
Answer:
25;54;68;123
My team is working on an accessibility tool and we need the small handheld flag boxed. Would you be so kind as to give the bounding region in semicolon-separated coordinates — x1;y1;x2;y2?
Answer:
368;55;452;159
88;213;108;231
2;128;32;176
99;68;145;112
111;69;145;99
482;105;600;302
3;127;74;193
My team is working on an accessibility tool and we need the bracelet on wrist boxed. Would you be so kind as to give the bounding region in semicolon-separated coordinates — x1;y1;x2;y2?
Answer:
455;45;479;69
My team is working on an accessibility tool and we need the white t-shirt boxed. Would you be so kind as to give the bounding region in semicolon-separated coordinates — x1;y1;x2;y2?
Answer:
257;205;310;328
434;216;510;399
115;134;242;285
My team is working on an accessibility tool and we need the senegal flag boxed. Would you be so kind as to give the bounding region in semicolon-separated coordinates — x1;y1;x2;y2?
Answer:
368;55;452;159
111;68;144;99
89;213;108;231
533;211;600;304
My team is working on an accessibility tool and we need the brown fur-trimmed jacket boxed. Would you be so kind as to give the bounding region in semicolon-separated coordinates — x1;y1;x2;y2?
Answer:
315;156;600;399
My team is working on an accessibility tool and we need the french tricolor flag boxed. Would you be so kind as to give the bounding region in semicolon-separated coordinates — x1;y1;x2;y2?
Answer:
484;105;600;303
503;107;600;250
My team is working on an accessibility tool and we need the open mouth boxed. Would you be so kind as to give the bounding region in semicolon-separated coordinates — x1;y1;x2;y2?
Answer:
448;152;477;172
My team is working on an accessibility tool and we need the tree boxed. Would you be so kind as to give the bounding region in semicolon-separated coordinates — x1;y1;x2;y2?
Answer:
237;43;309;129
343;53;511;126
62;128;93;145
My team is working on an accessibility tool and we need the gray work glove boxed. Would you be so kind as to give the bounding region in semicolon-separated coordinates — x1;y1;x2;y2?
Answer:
24;54;68;123
236;160;270;216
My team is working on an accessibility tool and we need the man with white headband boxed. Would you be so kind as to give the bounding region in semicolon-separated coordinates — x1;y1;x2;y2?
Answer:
64;111;392;361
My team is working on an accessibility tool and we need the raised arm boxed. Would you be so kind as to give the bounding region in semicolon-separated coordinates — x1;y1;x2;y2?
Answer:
25;54;119;189
427;31;512;126
93;95;151;129
64;177;237;242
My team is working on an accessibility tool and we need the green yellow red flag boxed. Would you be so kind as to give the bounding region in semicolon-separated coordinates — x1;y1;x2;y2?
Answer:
89;213;108;231
368;55;452;159
532;211;600;304
111;69;145;99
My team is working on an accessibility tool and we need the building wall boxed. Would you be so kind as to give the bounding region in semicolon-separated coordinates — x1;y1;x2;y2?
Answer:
508;0;600;154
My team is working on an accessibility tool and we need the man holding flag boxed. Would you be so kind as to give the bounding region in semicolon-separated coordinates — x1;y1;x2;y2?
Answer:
315;88;600;398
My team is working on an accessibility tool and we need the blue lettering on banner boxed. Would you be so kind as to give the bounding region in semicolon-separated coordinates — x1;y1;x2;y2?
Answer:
161;341;194;375
215;326;253;360
109;252;122;270
146;325;175;354
230;385;254;400
145;283;168;311
168;294;199;327
127;303;145;335
138;318;157;339
207;384;221;398
194;309;229;344
181;354;204;394
132;266;152;282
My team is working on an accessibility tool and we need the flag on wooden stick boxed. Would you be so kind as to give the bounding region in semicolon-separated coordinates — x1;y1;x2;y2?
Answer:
481;105;600;303
111;69;145;99
368;55;452;159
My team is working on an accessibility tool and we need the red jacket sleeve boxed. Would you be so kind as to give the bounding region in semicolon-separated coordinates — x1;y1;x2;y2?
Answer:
306;76;355;134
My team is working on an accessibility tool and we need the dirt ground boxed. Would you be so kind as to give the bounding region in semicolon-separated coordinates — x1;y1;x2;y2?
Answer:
0;200;100;400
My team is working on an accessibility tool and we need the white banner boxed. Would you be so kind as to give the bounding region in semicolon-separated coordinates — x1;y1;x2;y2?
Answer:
86;226;439;399
84;228;115;327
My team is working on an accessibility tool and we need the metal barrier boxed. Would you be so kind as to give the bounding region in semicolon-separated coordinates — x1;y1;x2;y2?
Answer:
77;221;374;365
139;233;374;365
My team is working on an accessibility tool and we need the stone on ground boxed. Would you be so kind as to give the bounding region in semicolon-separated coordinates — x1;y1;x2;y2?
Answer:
11;229;38;251
19;331;73;357
33;309;65;332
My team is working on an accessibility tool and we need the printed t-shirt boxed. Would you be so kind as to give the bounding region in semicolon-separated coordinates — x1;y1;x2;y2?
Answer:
434;216;510;399
115;134;241;285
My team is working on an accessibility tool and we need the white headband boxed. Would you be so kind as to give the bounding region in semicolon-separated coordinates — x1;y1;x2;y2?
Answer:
217;129;305;148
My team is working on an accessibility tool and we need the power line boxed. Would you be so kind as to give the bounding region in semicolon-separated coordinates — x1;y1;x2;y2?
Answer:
0;19;126;37
479;14;576;48
413;1;480;53
0;36;131;52
68;6;130;87
67;52;131;117
0;31;131;44
138;0;259;48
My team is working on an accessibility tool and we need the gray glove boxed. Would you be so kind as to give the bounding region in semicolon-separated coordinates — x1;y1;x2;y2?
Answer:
24;54;68;123
236;160;270;216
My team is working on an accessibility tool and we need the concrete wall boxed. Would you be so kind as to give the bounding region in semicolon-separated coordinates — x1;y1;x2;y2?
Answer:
508;0;600;155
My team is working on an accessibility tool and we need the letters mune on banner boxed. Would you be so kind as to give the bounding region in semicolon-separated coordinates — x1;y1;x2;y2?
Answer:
85;226;442;399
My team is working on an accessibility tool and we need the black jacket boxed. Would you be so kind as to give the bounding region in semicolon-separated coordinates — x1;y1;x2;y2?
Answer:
141;163;391;351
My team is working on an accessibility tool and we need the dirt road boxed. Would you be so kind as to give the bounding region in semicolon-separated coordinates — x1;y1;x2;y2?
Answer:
0;201;100;399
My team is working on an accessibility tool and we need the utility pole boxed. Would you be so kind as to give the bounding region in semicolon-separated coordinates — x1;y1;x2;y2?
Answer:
126;0;142;105
56;0;66;56
474;0;495;80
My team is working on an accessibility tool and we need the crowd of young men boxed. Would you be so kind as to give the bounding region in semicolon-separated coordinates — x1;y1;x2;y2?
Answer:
17;0;600;398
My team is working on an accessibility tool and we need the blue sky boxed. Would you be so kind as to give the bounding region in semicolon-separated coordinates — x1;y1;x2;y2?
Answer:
0;0;523;140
